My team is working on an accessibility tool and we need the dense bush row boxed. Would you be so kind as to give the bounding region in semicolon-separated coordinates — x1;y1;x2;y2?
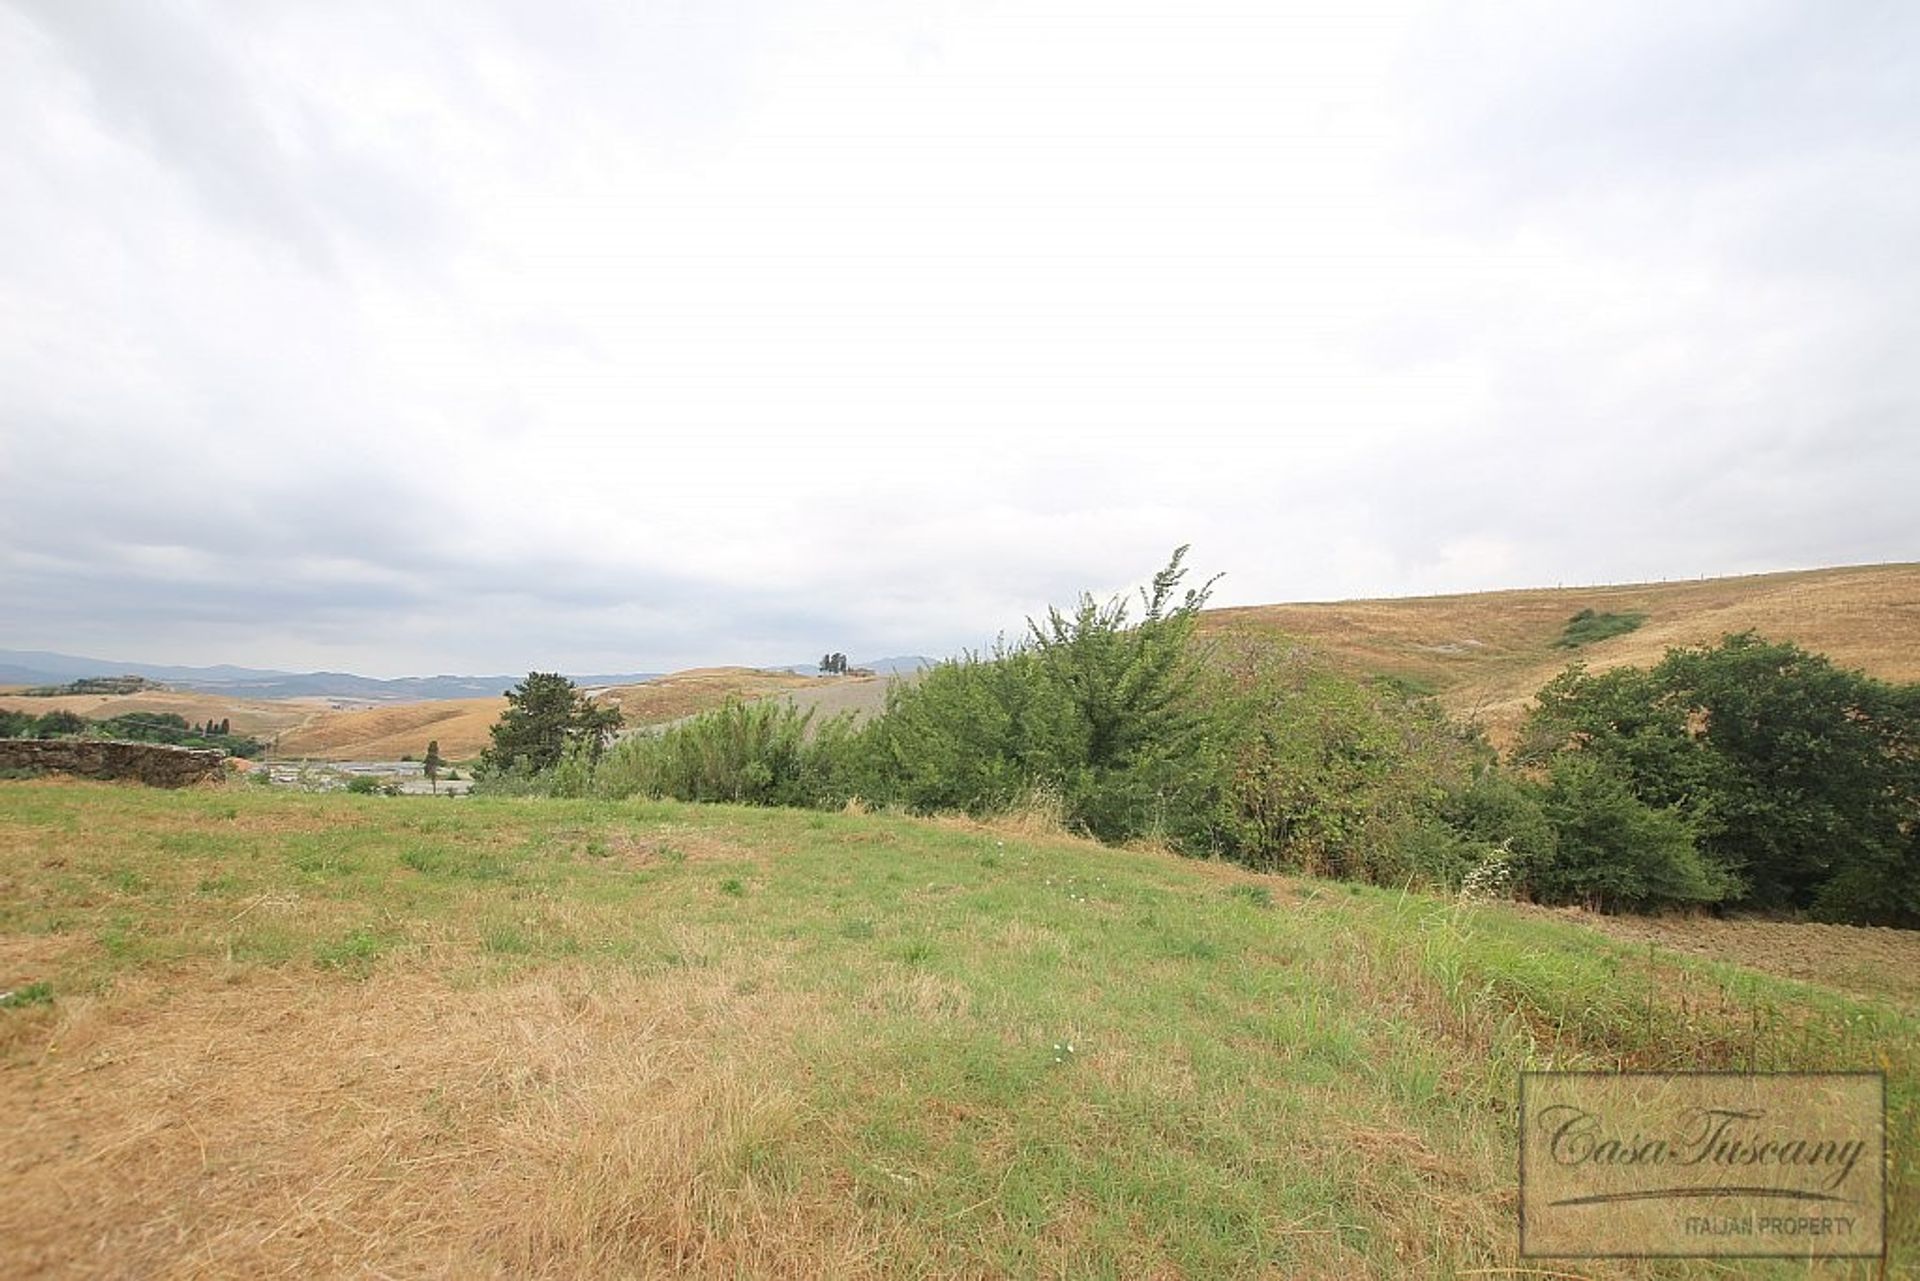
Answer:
478;551;1919;926
0;709;265;757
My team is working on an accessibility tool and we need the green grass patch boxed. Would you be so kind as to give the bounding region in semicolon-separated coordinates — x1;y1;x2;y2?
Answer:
0;981;53;1009
1555;607;1648;648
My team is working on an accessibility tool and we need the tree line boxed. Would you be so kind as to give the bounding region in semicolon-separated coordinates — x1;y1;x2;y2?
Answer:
0;709;266;757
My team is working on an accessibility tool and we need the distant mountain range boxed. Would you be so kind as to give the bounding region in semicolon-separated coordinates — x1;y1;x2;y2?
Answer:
0;650;661;701
0;649;933;702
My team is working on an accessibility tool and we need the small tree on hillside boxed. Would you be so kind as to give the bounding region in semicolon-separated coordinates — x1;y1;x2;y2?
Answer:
423;739;445;793
478;673;623;776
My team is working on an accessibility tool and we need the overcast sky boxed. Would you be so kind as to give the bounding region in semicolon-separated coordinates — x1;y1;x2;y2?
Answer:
2;0;1915;676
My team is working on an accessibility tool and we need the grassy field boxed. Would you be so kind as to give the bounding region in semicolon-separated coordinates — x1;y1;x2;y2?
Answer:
2;779;1911;1277
1201;562;1920;745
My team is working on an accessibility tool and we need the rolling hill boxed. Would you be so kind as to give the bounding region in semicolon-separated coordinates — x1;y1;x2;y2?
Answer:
1200;562;1920;743
7;564;1913;760
0;687;327;741
0;650;660;701
265;668;860;761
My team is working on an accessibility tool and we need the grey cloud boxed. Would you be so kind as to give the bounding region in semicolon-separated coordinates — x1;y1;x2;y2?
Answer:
13;0;445;267
2;3;1915;675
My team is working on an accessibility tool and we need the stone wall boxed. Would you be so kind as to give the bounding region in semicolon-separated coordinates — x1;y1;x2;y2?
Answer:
0;739;228;788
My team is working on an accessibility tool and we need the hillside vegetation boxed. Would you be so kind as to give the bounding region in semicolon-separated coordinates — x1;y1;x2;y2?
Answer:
0;668;851;764
1;779;1913;1277
528;552;1919;927
0;686;321;741
1199;562;1920;743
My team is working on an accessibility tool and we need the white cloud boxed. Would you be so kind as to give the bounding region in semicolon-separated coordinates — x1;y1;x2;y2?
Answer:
1;0;1915;674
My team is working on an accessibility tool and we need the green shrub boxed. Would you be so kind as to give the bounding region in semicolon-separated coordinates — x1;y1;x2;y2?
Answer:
1554;608;1646;648
468;758;552;797
1533;755;1732;911
1201;636;1483;882
31;710;88;739
858;547;1223;845
593;698;855;807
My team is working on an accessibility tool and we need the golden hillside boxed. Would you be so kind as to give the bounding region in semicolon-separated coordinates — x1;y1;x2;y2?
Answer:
3;668;855;763
1201;562;1920;743
272;667;839;761
592;667;827;726
0;688;322;739
270;697;507;761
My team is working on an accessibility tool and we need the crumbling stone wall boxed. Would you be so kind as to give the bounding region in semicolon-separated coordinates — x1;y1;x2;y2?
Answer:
0;740;227;788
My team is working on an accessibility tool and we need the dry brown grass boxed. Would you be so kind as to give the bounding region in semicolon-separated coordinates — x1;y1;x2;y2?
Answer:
272;696;508;761
1;963;900;1279
594;667;835;727
1201;562;1920;744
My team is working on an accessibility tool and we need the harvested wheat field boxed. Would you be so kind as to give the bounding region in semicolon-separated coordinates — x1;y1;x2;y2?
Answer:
270;695;509;761
2;779;1913;1277
1202;562;1920;744
594;667;843;726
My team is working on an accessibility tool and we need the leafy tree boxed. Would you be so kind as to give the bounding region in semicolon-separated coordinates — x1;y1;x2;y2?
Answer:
1534;755;1731;911
0;709;34;738
423;739;445;793
478;673;623;775
861;547;1223;843
1027;546;1218;774
1516;633;1919;923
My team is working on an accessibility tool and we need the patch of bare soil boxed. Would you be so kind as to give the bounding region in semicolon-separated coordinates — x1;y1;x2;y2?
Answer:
1509;904;1920;1009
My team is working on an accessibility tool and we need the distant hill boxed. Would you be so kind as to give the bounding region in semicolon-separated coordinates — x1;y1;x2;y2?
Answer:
1200;562;1920;745
272;667;841;761
0;650;660;702
773;656;934;677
